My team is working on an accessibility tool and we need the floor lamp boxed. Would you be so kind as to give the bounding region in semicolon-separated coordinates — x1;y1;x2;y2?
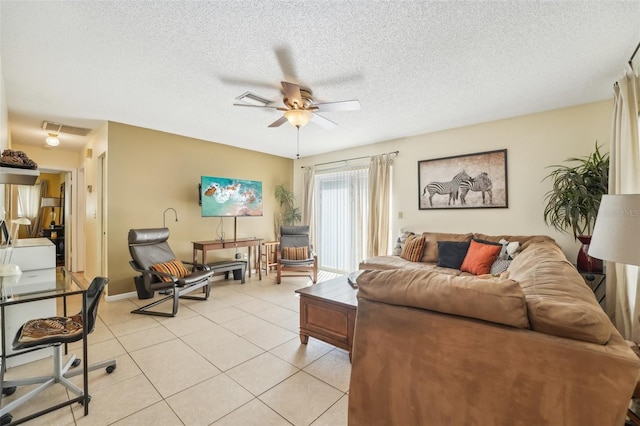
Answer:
589;194;640;424
588;194;640;268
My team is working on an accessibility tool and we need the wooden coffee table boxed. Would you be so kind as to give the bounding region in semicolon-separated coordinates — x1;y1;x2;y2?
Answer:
295;275;358;359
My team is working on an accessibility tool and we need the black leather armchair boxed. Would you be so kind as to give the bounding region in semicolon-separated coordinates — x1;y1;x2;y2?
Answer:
128;228;214;317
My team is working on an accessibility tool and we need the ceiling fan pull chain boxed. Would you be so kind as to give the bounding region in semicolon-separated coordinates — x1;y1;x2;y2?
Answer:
296;126;300;160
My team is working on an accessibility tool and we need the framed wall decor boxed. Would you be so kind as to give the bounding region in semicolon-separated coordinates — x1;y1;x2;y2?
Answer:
418;149;508;210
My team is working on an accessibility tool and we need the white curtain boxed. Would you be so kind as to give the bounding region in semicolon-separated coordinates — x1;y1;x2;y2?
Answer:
367;154;393;257
17;182;47;237
302;166;315;247
608;63;640;340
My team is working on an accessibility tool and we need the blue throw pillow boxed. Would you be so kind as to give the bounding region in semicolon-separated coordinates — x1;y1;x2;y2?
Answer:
437;241;471;269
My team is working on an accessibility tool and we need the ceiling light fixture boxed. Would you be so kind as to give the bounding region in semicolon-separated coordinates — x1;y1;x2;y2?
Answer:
284;109;312;128
45;133;60;147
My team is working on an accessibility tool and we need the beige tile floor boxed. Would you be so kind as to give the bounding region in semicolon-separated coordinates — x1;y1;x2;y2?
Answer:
2;270;350;426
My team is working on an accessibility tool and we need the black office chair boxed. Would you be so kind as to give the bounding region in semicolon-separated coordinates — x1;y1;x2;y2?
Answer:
0;277;116;425
276;225;318;284
128;228;214;317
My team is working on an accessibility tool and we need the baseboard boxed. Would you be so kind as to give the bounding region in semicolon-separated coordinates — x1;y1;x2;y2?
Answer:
105;291;138;302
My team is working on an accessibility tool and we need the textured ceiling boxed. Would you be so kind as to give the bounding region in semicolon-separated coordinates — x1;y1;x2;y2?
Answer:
1;1;639;159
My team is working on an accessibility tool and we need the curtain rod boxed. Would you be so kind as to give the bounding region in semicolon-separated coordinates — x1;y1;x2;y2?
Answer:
301;150;399;169
630;41;640;67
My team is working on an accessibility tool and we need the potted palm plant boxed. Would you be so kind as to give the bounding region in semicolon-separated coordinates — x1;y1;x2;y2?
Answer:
542;143;609;272
274;184;301;236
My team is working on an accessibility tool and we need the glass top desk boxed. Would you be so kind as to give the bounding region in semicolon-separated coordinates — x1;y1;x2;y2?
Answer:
0;273;91;424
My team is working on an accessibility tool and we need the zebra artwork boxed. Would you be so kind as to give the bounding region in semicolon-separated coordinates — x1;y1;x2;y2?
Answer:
422;171;471;206
460;172;493;205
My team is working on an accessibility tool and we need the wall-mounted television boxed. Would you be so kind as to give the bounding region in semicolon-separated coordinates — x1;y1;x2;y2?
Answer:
200;176;263;217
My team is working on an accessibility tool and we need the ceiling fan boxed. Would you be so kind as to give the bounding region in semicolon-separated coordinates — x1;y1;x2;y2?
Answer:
234;81;360;129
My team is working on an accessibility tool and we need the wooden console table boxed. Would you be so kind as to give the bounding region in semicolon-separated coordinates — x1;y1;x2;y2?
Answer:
192;238;262;280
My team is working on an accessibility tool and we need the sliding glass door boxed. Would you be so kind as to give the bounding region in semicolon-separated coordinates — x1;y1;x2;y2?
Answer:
314;165;369;273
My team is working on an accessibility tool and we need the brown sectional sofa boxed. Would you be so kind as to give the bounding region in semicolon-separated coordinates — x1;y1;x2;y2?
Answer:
349;232;640;426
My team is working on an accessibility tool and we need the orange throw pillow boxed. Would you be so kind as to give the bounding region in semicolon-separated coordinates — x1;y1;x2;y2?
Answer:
460;240;502;275
400;235;425;262
150;259;189;282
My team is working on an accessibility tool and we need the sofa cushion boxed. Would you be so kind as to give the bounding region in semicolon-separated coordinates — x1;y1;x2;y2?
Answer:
392;230;415;256
421;232;473;263
400;234;425;262
508;240;613;344
460;240;502;275
437;241;470;269
360;255;414;271
490;259;512;274
359;256;463;275
357;269;530;329
472;234;556;254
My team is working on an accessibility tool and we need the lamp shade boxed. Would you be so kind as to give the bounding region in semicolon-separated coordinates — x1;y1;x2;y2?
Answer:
41;197;61;208
588;194;640;266
284;109;312;128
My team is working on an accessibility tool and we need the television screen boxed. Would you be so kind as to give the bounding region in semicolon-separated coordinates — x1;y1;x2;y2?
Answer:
200;176;263;217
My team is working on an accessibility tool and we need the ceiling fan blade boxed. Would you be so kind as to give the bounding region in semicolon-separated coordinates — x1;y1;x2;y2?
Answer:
275;46;298;82
281;81;302;107
268;116;289;128
233;104;287;111
311;113;338;130
314;100;361;112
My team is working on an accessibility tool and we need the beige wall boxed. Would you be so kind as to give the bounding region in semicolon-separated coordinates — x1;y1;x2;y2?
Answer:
105;122;293;296
294;100;613;264
12;144;84;171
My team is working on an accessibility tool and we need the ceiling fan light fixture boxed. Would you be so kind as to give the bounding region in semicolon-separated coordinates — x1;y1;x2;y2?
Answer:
45;133;60;147
284;109;312;128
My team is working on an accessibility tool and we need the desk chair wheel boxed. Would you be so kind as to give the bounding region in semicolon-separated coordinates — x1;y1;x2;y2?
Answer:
78;395;91;406
106;365;116;374
2;386;16;396
0;413;12;426
71;358;81;368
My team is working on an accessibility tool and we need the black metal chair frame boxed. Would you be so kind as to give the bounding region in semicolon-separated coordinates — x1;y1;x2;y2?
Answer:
0;277;117;425
128;228;214;317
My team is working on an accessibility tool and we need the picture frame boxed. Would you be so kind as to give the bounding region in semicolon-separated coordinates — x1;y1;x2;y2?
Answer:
418;149;508;210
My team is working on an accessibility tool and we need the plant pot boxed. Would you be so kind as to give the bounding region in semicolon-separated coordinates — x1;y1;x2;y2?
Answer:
577;235;603;273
